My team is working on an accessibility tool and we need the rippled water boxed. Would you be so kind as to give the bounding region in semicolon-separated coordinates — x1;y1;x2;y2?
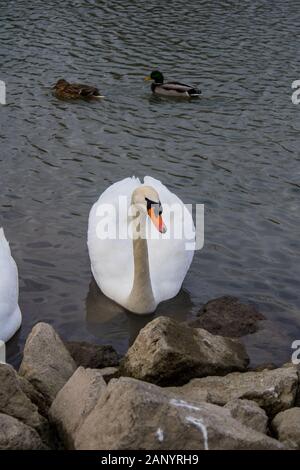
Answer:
1;0;300;367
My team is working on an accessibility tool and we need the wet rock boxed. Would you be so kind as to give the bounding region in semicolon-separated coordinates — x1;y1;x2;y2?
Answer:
0;413;47;450
272;408;300;449
19;323;76;407
65;341;119;369
50;367;106;449
120;316;249;386
166;365;298;417
74;377;284;450
225;399;268;434
0;363;48;437
190;296;265;337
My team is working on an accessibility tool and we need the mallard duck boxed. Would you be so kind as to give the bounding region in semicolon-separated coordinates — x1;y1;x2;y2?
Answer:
52;79;104;100
144;70;201;98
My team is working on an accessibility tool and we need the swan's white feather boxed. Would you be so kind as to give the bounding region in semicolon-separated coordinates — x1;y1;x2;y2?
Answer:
87;176;195;311
0;228;22;342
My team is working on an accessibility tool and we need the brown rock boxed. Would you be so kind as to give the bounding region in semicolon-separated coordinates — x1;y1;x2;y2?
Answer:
17;374;49;418
97;367;119;383
0;363;49;440
0;413;47;450
166;365;298;417
120;316;249;386
225;399;268;434
65;341;119;369
50;367;106;449
190;296;265;337
19;323;76;407
272;407;300;449
74;377;284;450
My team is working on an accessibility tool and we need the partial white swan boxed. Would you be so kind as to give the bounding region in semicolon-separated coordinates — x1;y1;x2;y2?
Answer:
0;228;22;342
88;176;195;314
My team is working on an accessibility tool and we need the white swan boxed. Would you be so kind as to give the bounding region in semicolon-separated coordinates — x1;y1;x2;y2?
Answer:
88;176;195;314
0;228;22;342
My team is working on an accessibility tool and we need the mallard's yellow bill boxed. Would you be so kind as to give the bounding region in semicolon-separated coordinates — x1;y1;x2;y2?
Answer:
144;76;152;81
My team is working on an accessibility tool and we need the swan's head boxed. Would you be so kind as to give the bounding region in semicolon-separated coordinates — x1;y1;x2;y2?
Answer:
131;186;167;234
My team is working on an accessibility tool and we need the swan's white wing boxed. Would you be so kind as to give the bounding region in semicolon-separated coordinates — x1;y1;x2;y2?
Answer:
0;228;22;342
143;176;195;304
88;177;141;306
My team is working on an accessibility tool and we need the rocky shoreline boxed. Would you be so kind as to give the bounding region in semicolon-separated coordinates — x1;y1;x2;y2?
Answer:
1;299;300;450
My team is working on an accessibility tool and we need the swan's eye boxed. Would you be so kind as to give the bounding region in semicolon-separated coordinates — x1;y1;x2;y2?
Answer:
145;197;162;216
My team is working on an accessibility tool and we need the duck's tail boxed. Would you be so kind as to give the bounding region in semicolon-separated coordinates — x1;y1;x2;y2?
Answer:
93;94;105;99
188;88;201;97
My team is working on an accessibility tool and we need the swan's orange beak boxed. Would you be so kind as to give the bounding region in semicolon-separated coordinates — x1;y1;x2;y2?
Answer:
148;207;167;234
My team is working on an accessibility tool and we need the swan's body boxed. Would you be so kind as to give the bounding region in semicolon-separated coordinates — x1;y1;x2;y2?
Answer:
88;176;195;314
0;228;22;342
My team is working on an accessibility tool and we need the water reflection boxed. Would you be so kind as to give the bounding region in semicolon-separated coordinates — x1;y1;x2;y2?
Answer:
86;278;194;352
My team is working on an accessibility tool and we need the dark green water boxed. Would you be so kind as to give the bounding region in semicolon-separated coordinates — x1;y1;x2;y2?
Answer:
0;0;299;366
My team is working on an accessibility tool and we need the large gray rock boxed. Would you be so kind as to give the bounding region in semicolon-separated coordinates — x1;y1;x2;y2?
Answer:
225;399;268;434
272;408;300;449
0;363;48;436
190;296;265;337
19;323;76;407
50;367;106;449
65;341;119;369
166;365;298;417
120;316;249;386
0;413;46;450
74;377;284;450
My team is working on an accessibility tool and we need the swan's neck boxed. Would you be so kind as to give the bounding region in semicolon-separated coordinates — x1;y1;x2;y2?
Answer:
125;214;156;314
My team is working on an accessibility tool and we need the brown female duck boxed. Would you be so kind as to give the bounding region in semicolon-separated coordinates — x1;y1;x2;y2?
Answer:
52;79;104;100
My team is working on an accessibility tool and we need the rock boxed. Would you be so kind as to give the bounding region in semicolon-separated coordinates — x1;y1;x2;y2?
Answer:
120;316;249;386
50;367;106;449
19;323;76;407
166;365;298;417
225;399;268;434
97;367;119;383
17;375;49;418
74;377;284;450
0;363;48;436
288;363;300;406
65;341;119;369
0;413;47;450
272;408;300;449
190;296;265;337
251;363;277;372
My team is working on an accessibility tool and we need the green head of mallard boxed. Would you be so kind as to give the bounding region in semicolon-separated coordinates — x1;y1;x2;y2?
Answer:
144;71;164;84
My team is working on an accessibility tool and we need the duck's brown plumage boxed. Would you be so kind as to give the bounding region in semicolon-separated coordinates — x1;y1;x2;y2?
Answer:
53;79;103;100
